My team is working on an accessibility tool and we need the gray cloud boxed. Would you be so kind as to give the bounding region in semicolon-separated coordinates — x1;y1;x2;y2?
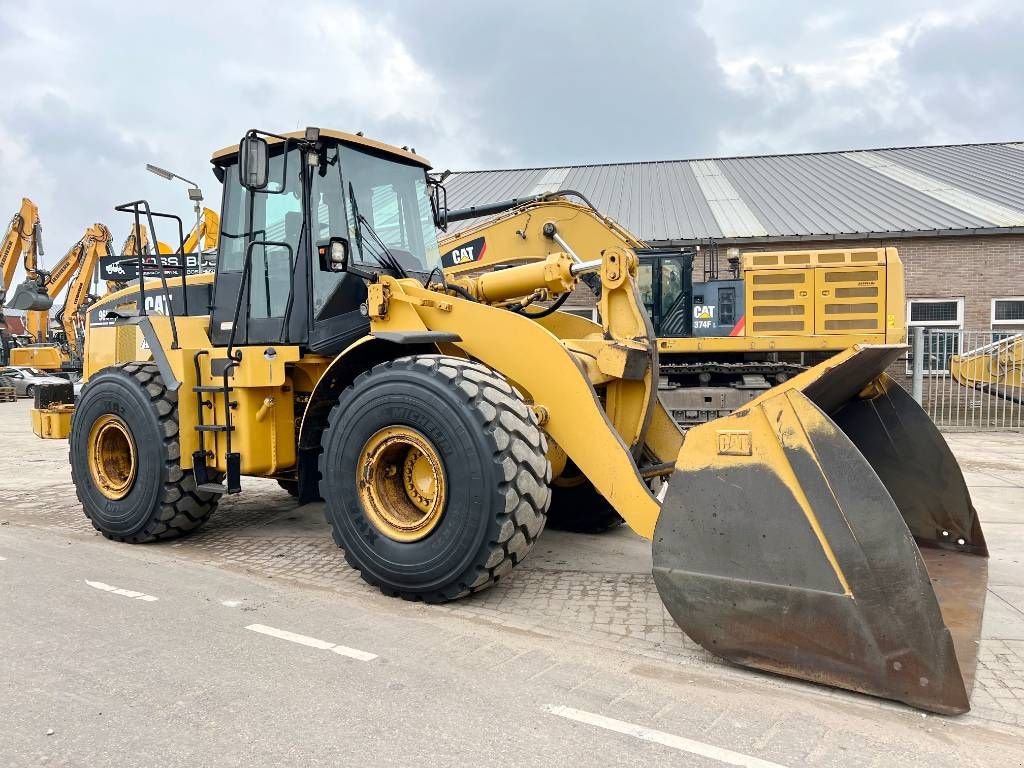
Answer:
0;0;1020;290
376;0;737;166
899;10;1024;140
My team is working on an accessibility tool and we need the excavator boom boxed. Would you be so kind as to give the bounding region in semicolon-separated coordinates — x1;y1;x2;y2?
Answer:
0;198;42;306
9;223;112;368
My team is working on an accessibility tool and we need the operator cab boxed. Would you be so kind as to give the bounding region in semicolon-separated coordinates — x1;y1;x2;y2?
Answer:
209;128;442;355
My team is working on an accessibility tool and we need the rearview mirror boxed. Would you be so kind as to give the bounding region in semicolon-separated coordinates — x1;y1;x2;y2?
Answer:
318;237;350;273
239;134;269;190
428;173;449;231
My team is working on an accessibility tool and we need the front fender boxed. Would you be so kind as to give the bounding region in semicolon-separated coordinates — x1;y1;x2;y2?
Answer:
297;334;442;453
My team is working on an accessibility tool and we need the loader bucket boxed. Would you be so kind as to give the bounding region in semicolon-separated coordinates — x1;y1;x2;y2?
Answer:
7;279;53;312
652;345;988;714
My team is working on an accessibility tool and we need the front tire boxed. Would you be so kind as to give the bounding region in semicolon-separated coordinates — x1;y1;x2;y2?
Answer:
319;355;551;602
70;362;219;542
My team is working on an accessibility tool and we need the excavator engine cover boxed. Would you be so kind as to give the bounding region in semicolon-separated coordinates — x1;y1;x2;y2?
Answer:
8;279;54;311
653;345;987;714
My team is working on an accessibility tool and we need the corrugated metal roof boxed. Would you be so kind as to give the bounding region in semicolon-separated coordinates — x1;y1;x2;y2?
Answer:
441;141;1024;243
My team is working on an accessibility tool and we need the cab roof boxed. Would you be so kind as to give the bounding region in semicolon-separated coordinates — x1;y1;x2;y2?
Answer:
210;129;431;169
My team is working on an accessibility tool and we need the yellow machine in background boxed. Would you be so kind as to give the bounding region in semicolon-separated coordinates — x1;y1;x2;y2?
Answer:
0;198;43;365
105;224;167;293
51;128;987;716
9;224;114;371
103;208;218;294
951;333;1024;396
441;216;906;425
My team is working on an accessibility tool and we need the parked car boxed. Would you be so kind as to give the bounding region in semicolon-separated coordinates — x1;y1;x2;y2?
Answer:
0;367;70;398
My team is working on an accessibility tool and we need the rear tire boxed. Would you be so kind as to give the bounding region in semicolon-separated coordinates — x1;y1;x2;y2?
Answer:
69;362;219;542
319;355;551;602
547;463;624;534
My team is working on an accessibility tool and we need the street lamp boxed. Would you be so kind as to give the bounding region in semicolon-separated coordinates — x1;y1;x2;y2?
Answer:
145;163;204;264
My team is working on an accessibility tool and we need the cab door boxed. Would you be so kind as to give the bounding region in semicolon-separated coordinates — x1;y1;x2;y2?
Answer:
211;147;308;347
637;251;693;337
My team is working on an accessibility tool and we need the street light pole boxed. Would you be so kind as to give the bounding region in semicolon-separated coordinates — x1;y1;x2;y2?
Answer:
145;163;204;270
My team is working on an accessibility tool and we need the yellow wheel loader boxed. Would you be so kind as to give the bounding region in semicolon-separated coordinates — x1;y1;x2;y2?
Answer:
68;127;987;715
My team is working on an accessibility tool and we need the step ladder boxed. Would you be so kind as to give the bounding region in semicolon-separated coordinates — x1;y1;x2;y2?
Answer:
191;349;242;495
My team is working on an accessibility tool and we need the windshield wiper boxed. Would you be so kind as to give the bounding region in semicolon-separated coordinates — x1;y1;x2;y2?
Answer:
347;182;407;278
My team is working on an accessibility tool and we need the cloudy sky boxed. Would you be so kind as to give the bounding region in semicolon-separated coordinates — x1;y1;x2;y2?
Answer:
1;0;1020;281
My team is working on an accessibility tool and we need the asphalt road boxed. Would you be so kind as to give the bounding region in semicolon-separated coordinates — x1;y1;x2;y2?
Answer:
2;397;1024;767
2;523;1021;768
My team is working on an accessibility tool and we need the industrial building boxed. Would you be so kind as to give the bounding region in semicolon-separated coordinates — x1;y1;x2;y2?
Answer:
442;141;1024;340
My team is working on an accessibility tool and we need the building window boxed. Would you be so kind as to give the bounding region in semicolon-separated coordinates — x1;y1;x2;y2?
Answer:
907;298;963;374
562;307;599;322
992;298;1024;333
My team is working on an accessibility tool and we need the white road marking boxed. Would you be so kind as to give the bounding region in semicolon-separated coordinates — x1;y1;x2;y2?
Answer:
245;624;377;661
545;705;790;768
221;600;242;608
85;580;159;602
0;555;6;560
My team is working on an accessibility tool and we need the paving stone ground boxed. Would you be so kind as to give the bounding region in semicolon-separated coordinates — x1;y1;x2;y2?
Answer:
2;399;1023;732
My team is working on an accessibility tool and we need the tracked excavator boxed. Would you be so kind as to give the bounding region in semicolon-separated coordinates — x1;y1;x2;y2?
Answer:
9;224;114;371
0;198;43;364
55;128;987;715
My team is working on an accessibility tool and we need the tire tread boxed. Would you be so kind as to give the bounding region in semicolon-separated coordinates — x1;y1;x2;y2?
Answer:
321;354;551;603
72;362;218;543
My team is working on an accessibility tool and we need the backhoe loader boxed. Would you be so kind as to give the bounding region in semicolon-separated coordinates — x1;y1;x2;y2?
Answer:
9;224;114;371
62;127;987;715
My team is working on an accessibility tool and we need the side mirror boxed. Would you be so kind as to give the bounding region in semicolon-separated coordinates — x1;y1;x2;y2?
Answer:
428;172;449;231
239;134;269;190
318;237;350;273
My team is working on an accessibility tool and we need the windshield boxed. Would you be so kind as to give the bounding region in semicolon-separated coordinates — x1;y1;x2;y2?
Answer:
310;143;440;320
338;145;440;273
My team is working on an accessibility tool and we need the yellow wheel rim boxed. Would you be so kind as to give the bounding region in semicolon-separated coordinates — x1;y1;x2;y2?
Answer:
88;414;138;500
356;426;447;542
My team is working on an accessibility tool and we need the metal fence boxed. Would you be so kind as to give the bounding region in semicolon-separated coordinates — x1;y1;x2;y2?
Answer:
908;328;1023;431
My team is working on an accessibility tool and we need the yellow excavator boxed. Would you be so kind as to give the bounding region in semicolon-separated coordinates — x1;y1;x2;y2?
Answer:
47;128;986;715
9;224;114;371
0;198;43;365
